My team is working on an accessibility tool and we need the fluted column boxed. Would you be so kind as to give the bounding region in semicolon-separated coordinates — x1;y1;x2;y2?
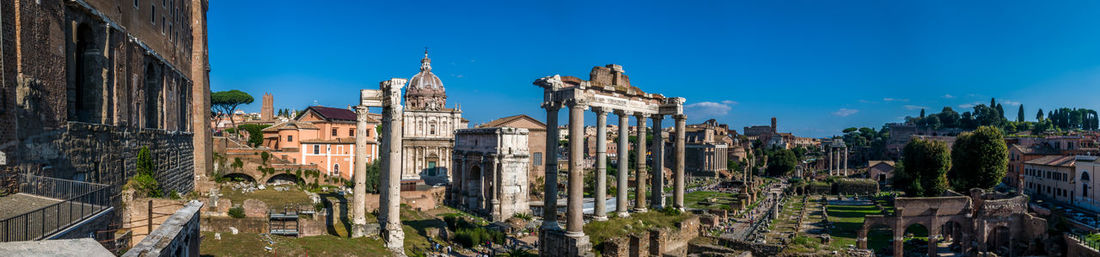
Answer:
593;107;609;221
828;147;833;176
844;146;849;176
615;111;631;217
634;113;648;213
379;78;406;252
351;105;370;238
651;115;665;209
541;102;562;230
566;101;587;237
673;115;686;211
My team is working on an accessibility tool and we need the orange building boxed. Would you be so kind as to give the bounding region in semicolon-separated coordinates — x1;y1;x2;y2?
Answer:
262;106;380;180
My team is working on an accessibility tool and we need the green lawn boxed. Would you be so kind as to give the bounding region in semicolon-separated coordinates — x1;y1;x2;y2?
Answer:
220;185;312;209
681;191;736;210
825;204;883;249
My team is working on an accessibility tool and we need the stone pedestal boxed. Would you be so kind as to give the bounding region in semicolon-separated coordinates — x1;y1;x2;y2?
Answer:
539;228;593;257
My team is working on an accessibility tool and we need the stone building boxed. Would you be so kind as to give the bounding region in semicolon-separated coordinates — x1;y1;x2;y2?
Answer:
1;0;210;188
261;106;380;180
450;127;531;222
867;160;895;184
478;115;547;188
401;51;468;185
685;119;731;179
1075;155;1100;212
0;0;211;246
260;92;273;122
1024;155;1077;204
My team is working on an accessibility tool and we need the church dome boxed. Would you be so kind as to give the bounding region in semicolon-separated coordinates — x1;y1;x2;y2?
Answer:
405;50;447;110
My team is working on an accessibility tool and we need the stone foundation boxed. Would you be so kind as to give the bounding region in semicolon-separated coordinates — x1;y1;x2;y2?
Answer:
539;228;593;257
122;200;203;257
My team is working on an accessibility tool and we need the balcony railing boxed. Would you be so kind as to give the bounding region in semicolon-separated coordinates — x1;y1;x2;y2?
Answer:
0;173;112;242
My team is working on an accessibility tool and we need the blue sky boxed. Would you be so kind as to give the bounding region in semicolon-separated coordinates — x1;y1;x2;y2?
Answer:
208;0;1100;138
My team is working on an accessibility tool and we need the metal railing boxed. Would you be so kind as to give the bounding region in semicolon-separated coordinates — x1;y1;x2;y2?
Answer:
0;173;112;242
1073;233;1100;251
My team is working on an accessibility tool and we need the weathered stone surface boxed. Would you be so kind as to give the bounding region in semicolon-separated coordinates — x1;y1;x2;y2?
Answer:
451;127;531;222
242;199;268;218
123;201;204;257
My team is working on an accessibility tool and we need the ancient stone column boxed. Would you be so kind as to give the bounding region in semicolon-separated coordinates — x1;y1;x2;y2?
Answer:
674;115;686;211
351;105;370;238
844;146;849;176
379;78;406;252
541;102;562;230
828;147;833;176
191;0;214;188
616;111;631;217
634;114;648;213
651;114;665;209
593;107;609;221
566;100;587;236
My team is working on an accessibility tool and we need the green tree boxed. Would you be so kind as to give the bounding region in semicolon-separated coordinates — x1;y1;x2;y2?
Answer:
939;107;960;128
1018;105;1025;122
360;160;382;193
1037;108;1045;121
130;146;163;197
765;149;798;177
949;126;1008;191
211;90;254;135
920;108;926;119
894;139;950;197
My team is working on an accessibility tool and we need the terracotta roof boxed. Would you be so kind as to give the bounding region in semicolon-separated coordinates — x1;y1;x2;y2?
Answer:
1025;155;1076;167
1011;144;1058;155
261;121;318;132
305;106;359;122
868;160;896;168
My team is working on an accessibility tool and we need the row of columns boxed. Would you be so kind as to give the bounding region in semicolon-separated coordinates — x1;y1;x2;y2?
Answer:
828;146;848;176
351;79;405;254
541;101;688;238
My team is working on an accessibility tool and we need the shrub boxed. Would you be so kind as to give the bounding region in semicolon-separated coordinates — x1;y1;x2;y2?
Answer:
454;228;505;248
228;207;246;218
127;146;163;197
512;212;533;221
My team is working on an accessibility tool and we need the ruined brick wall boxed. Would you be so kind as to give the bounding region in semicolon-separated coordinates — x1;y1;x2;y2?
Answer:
20;122;194;194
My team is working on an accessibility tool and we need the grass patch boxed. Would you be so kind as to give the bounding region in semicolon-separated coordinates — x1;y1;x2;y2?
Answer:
583;210;689;247
682;191;736;210
825;204;882;249
220;185;312;209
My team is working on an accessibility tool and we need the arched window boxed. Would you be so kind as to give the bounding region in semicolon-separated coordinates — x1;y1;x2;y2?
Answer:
430;124;436;135
144;64;163;129
333;164;340;177
72;24;102;123
1083;172;1091;181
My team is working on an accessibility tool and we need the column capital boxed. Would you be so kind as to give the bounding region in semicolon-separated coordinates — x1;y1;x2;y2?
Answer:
591;106;610;115
565;99;589;109
673;114;687;120
541;101;562;111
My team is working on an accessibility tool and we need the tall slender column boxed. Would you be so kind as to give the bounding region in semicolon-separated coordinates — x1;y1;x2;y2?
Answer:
844;146;849;176
674;115;686;211
351;105;370;238
828;147;833;176
651;115;665;209
634;114;648;213
541;102;562;230
566;101;587;236
593;107;609;221
615;111;631;217
379;78;406;252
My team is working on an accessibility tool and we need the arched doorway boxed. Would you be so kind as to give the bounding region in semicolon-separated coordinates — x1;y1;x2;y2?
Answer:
466;165;481;210
266;173;303;185
221;173;256;183
941;220;965;253
902;223;930;257
865;224;894;256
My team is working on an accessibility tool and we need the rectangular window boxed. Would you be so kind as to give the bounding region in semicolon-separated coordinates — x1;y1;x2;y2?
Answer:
314;145;320;154
533;152;543;166
134;0;139;8
349;128;355;137
332;128;338;137
287;135;293;142
151;4;156;24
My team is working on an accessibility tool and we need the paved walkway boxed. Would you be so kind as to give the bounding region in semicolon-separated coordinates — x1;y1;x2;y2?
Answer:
0;194;61;220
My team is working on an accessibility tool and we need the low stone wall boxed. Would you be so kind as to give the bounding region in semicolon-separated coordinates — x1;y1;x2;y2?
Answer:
1067;234;1100;257
201;217;268;234
599;215;701;257
361;186;446;212
714;237;784;257
122;200;203;257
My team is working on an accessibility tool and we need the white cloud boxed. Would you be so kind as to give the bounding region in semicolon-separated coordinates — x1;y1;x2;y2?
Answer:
721;100;739;105
859;99;871;103
832;108;859;117
958;102;981;108
943;94;955;99
904;105;928;110
883;97;909;102
455;74;465;78
1001;100;1021;106
685;101;733;117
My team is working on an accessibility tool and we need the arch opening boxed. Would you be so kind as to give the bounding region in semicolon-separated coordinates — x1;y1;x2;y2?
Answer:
902;223;930;257
221;173;256;183
267;173;303;185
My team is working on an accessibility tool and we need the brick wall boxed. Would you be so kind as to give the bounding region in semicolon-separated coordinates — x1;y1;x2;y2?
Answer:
123;200;202;257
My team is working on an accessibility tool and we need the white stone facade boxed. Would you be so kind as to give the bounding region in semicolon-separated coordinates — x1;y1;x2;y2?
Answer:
450;127;531;222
